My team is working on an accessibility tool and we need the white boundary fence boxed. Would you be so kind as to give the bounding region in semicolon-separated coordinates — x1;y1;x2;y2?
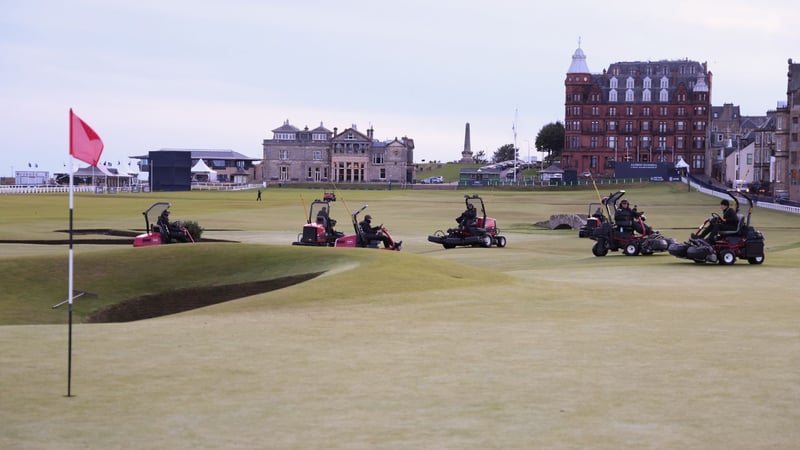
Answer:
1;183;262;194
3;180;798;215
686;177;800;214
0;185;95;194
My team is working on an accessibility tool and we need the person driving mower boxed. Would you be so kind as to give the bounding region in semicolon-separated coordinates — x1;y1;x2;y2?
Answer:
359;214;395;249
692;198;738;243
456;203;478;234
614;199;654;235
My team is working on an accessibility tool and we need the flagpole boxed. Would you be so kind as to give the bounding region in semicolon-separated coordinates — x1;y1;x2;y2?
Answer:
67;141;75;398
63;108;104;398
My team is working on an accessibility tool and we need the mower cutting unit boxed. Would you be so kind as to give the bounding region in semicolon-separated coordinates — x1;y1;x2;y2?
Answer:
132;202;194;247
589;190;674;256
668;190;765;265
292;198;343;247
333;205;402;250
427;194;507;249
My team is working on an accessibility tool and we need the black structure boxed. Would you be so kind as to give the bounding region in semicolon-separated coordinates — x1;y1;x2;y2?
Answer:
149;151;191;191
614;162;681;181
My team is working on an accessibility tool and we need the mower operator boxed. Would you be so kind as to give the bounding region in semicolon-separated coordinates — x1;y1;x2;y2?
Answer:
694;199;738;242
157;209;172;241
359;214;393;248
456;203;478;233
316;206;336;234
615;199;653;235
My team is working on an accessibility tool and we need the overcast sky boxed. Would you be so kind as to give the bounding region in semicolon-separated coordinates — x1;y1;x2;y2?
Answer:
1;0;797;176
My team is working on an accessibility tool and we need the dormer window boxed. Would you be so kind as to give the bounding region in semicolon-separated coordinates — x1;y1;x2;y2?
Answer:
625;89;634;102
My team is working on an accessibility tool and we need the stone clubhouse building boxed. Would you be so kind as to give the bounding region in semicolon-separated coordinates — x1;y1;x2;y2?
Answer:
260;121;415;185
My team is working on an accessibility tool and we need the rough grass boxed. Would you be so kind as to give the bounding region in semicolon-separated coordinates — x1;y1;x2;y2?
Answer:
1;184;800;449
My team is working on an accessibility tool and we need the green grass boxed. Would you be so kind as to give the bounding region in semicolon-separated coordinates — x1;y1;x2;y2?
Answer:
415;162;542;183
2;184;800;449
415;162;481;182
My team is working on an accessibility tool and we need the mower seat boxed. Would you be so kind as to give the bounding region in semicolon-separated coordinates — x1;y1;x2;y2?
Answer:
356;230;370;247
614;215;634;232
718;214;745;236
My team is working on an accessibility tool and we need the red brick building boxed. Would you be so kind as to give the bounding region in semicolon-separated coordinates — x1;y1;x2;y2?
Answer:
563;45;712;177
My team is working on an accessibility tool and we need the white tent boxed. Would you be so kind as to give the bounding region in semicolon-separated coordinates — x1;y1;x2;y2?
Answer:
674;156;690;169
191;159;217;182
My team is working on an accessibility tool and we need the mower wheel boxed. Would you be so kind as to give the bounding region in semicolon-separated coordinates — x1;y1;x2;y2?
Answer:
495;236;507;248
623;242;639;256
592;241;608;257
480;235;492;248
748;255;765;264
719;249;736;265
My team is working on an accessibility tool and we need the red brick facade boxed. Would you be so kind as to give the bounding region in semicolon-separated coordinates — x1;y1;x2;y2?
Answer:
563;46;712;176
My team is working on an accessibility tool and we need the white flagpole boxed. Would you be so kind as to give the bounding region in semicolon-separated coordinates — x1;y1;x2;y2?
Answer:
67;156;75;397
513;108;518;183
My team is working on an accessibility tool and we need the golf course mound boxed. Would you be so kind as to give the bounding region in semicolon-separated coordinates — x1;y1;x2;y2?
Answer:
86;272;322;322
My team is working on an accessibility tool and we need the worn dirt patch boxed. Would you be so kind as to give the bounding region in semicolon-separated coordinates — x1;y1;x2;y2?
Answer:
0;228;233;245
86;273;322;323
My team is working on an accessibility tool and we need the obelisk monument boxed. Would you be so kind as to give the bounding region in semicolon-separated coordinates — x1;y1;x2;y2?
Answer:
460;122;474;163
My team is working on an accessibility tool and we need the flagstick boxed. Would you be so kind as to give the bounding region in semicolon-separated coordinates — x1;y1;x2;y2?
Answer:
67;158;75;397
64;108;104;398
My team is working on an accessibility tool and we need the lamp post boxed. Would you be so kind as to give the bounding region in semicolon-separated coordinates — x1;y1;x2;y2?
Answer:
735;136;741;182
524;139;532;183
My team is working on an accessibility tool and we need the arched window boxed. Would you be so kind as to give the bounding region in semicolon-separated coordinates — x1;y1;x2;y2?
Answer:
642;89;651;102
625;89;634;102
659;89;669;102
609;90;618;102
609;77;618;89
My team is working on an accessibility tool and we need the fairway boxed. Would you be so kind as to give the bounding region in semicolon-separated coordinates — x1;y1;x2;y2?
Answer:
1;184;799;449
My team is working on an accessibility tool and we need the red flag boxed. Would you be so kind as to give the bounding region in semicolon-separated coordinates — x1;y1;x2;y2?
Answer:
69;109;104;166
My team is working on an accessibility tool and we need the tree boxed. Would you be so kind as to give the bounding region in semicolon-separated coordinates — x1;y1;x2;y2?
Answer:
535;121;565;166
492;143;517;163
472;150;488;164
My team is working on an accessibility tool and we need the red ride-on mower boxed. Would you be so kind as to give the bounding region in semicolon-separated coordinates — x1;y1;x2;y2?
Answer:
427;194;507;249
334;205;402;250
292;198;344;247
668;190;765;265
589;190;675;256
132;202;195;247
